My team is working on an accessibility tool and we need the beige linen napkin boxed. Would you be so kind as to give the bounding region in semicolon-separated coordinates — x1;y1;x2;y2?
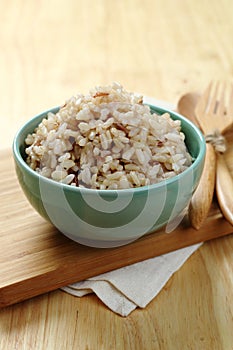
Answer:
61;243;201;317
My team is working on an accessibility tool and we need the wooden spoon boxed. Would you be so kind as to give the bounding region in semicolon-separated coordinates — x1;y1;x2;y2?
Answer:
177;93;216;229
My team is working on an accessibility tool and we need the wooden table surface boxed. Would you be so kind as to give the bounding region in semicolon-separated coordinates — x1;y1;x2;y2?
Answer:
0;1;233;349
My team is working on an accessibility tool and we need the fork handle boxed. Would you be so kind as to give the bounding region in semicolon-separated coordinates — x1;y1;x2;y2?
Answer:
189;143;216;229
216;153;233;226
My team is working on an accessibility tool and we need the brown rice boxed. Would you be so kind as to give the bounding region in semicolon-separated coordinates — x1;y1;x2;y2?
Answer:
25;83;192;189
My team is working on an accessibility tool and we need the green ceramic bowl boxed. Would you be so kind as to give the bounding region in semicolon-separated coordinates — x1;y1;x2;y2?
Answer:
12;104;206;248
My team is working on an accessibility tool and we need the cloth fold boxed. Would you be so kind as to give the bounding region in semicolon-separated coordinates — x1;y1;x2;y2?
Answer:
61;243;201;317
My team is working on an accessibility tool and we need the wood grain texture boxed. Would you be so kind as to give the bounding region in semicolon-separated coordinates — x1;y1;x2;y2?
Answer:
0;0;233;349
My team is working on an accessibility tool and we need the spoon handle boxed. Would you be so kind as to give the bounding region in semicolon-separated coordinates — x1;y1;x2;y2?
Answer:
189;143;216;229
216;153;233;225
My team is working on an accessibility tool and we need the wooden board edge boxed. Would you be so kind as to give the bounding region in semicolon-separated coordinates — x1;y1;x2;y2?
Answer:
0;214;232;308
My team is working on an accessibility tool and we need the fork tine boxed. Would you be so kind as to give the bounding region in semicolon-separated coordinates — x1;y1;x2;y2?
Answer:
208;81;218;114
195;81;212;116
226;82;233;130
229;82;233;115
217;81;226;117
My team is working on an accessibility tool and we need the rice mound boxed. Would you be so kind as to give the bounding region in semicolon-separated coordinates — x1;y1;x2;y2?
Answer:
25;83;192;190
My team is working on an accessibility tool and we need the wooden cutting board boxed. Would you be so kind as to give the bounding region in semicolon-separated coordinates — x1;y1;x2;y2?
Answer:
1;129;233;307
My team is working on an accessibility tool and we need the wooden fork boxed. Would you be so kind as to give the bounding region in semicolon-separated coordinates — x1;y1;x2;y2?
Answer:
195;81;233;226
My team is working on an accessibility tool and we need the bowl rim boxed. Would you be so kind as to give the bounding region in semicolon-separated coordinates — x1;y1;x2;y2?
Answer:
12;103;206;196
